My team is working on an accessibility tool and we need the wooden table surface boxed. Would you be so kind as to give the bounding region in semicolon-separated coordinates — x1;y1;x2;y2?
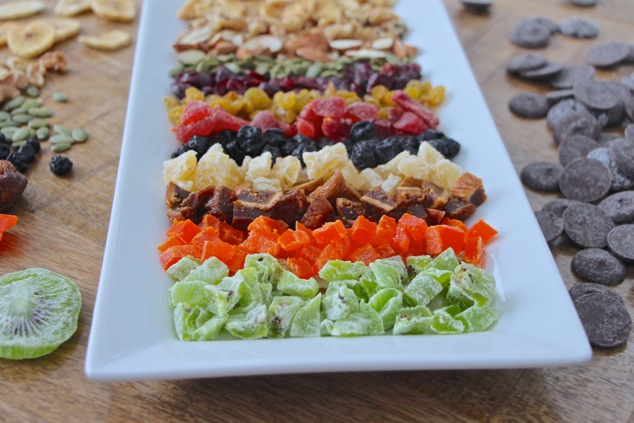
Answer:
0;0;632;421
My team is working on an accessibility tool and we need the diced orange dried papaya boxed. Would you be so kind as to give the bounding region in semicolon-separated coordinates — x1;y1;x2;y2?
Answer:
297;244;321;264
157;234;183;253
227;246;248;274
201;239;236;264
312;220;347;245
397;213;427;241
464;236;486;268
350;215;377;245
166;219;201;244
441;217;468;233
373;215;397;246
348;244;380;266
314;244;343;272
191;227;220;251
218;221;246;245
159;245;200;270
466;218;498;245
0;214;18;242
241;228;281;256
199;214;221;230
287;257;315;279
295;221;317;244
375;243;397;258
391;225;411;255
425;225;465;255
248;216;289;234
279;229;311;252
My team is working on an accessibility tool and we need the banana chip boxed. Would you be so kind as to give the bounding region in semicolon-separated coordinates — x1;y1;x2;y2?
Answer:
91;0;135;22
7;21;56;59
0;1;45;21
54;0;92;17
0;22;21;47
79;29;132;50
33;18;81;43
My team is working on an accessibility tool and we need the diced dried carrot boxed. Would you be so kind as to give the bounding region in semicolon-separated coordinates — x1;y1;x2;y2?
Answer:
425;225;465;255
287;257;315;279
159;245;200;270
201;239;236;264
157;234;184;253
166;219;201;244
314;244;342;271
350;215;377;245
248;216;289;234
191;227;220;251
373;215;397;246
348;244;380;266
464;236;486;268
279;229;311;252
397;213;427;241
441;217;468;233
466;218;498;244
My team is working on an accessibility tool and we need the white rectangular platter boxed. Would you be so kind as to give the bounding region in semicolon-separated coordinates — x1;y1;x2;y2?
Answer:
85;0;592;381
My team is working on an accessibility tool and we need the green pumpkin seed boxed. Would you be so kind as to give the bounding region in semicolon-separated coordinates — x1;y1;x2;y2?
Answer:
11;106;29;115
52;142;71;153
0;120;18;128
1;127;18;138
23;98;41;109
26;86;39;98
28;118;49;129
52;92;69;102
36;126;49;140
53;125;71;136
195;61;210;74
11;127;30;143
28;107;53;118
168;64;185;78
0;111;10;121
224;62;241;74
12;114;33;124
3;96;25;111
305;63;323;78
50;134;73;144
12;140;26;148
71;128;88;143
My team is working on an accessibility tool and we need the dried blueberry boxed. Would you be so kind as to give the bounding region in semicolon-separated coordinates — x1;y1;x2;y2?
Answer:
418;130;445;141
263;128;286;147
25;138;40;153
49;155;73;176
0;144;10;160
224;139;246;165
213;130;235;145
375;136;404;164
400;136;420;155
317;138;332;150
170;145;190;159
293;134;311;146
426;137;461;159
340;138;354;155
262;145;281;163
351;141;377;169
238;126;265;156
186;135;212;158
6;152;27;173
349;121;377;142
16;144;36;164
0;133;9;145
282;140;297;156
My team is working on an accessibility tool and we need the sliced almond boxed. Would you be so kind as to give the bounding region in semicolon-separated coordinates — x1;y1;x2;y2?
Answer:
0;22;21;47
7;21;55;59
178;24;214;46
371;37;393;50
296;46;331;62
213;41;238;55
328;39;363;50
33;18;81;43
54;0;91;17
0;1;45;21
176;49;205;65
242;35;282;53
78;29;131;50
91;0;135;22
177;0;208;20
345;48;387;59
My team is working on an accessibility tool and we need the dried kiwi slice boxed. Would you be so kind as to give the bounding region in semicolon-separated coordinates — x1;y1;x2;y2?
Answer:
0;268;81;360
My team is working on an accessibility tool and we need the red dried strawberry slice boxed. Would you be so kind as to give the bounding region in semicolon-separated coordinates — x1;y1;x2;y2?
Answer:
391;90;440;129
373;118;393;139
388;106;404;123
312;97;346;119
180;101;212;126
322;118;352;141
297;118;320;138
344;102;378;122
392;111;428;134
175;116;216;143
211;105;249;132
250;111;297;137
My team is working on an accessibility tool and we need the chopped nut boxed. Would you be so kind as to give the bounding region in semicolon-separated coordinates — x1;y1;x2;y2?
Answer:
38;51;68;73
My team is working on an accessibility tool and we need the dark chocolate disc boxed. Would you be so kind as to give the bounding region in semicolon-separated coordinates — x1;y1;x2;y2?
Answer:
563;203;614;248
573;293;631;348
571;248;626;286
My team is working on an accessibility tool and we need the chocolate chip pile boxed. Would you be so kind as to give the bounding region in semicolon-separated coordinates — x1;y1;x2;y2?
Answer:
505;4;632;349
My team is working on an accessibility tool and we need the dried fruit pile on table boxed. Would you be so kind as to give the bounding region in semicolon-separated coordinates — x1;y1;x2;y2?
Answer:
159;0;500;340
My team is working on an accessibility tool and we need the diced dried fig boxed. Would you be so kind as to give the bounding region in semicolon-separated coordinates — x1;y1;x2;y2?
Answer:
0;160;28;213
443;198;477;221
450;172;487;206
336;197;366;227
165;181;190;209
300;195;334;229
421;181;449;209
205;185;237;223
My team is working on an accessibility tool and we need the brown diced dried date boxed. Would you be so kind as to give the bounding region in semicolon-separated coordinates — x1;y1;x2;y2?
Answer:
0;160;28;213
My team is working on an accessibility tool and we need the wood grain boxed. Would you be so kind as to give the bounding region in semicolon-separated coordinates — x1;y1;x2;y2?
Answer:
0;0;632;422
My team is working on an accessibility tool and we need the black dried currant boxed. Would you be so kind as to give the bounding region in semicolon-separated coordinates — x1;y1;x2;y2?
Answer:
351;141;377;170
170;145;190;159
263;128;286;147
349;121;376;142
25;138;40;153
427;137;461;159
49;155;73;176
186;135;213;158
400;136;420;155
374;136;403;164
6;152;28;173
0;144;10;161
16;144;36;164
238;126;265;156
224;139;246;165
262;145;281;163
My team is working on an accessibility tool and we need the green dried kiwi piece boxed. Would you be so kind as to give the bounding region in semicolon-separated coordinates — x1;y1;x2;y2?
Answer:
243;253;282;285
230;267;263;307
172;302;226;341
444;282;475;312
276;269;319;298
360;270;380;299
430;306;465;334
169;280;212;309
323;281;359;321
455;305;499;332
369;261;403;290
367;288;403;330
290;294;322;338
181;256;228;285
320;318;335;336
167;256;201;281
319;260;365;282
331;301;384;337
451;263;496;306
340;278;368;302
0;268;81;360
406;255;433;275
404;273;443;307
429;248;460;271
393;305;433;335
268;296;305;339
225;304;269;340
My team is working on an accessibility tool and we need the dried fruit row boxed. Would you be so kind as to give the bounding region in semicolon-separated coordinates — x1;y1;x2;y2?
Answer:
171;60;423;98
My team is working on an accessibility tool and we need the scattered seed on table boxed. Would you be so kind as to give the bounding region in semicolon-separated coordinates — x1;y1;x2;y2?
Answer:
508;93;550;119
50;134;73;144
535;210;564;243
3;96;25;111
11;128;30;143
598;191;634;224
559;17;599;39
586;42;633;68
518;61;562;80
12;114;32;125
569;282;618;302
563;203;614;248
542;198;583;217
558;135;599;166
506;54;548;75
28;107;53;118
1;127;18;139
569;0;599;6
549;64;595;90
53;125;71;136
26;86;39;98
0;111;10;121
573;292;632;349
11;106;28;116
609;138;634;179
51;142;71;153
71;128;88;143
23;98;41;109
510;18;553;49
573;79;622;111
52;92;68;102
571;248;626;286
0;120;18;128
28;118;49;129
520;161;564;192
607;224;634;262
36;127;49;140
587;147;634;192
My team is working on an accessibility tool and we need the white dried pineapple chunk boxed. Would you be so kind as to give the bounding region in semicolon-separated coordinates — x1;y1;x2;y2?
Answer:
252;177;282;192
304;143;349;181
241;155;253;173
428;159;464;190
381;174;402;197
397;155;430;180
340;161;365;191
163;150;197;191
245;151;272;182
195;148;243;189
360;168;384;190
270;155;301;188
417;141;444;164
379;151;411;176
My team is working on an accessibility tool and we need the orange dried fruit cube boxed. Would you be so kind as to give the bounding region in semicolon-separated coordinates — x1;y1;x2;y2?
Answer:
350;215;377;245
201;240;236;264
373;215;397;246
191;227;221;252
397;213;427;241
157;234;183;253
159;245;200;270
464;236;486;268
313;220;348;246
348;244;380;266
466;218;498;245
279;229;311;252
287;257;315;279
166;219;201;244
426;225;465;255
441;217;468;233
314;244;343;272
